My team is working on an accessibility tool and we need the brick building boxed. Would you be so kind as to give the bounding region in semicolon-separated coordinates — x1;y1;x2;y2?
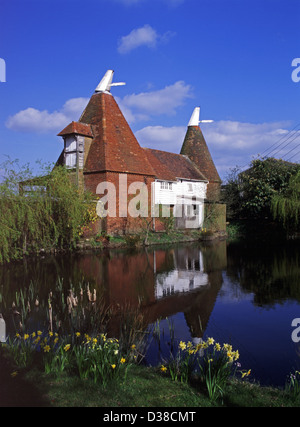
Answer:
56;70;223;235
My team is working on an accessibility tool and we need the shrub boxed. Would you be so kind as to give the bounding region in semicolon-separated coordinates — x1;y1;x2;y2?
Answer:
0;159;95;263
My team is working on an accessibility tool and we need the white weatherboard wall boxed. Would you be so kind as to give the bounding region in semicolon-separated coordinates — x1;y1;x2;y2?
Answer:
152;180;207;205
152;179;207;228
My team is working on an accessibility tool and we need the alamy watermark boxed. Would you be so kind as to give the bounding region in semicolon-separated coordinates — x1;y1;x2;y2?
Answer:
94;175;204;229
291;318;300;343
291;58;300;83
0;58;6;82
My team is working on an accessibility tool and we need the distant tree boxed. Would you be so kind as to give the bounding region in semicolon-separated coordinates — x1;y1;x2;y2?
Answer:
221;166;243;220
222;158;300;221
271;170;300;232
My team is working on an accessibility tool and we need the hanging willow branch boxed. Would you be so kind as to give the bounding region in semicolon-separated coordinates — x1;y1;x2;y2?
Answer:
0;159;95;263
271;170;300;229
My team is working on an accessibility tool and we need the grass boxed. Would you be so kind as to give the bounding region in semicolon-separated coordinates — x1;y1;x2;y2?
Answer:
85;229;220;250
1;355;299;408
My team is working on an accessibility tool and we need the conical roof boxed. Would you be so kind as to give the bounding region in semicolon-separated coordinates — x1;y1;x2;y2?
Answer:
180;125;221;184
78;91;155;176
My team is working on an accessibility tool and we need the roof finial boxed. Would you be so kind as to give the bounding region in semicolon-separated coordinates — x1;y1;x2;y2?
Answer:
188;107;213;126
95;70;126;94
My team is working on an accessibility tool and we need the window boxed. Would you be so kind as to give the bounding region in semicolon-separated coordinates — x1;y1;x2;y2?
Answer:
65;136;77;152
65;152;77;168
160;181;173;190
64;135;84;169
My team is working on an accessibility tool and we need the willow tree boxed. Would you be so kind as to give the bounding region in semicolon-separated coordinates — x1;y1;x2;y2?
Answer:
0;159;96;263
271;170;300;232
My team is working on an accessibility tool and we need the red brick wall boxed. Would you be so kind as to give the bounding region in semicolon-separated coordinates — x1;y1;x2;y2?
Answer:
83;171;155;235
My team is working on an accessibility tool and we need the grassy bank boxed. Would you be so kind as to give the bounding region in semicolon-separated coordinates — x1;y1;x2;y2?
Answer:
78;229;226;251
0;357;298;408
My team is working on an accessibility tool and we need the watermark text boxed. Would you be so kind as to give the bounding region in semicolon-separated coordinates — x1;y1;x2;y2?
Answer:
0;58;6;82
291;318;300;343
291;58;300;83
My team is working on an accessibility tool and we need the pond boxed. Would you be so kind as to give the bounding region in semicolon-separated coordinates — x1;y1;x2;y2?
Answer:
1;237;300;388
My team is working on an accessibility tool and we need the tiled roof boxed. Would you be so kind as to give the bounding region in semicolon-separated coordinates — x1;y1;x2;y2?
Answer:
57;121;93;137
78;92;155;176
144;148;208;182
181;126;221;183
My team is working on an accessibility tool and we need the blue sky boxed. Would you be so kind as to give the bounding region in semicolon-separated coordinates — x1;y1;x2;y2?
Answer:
0;0;300;180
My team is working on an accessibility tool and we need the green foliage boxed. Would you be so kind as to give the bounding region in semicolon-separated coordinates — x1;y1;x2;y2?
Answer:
285;370;300;399
223;158;300;221
160;337;248;403
5;332;37;368
3;330;136;388
271;170;300;231
158;204;175;235
0;159;95;263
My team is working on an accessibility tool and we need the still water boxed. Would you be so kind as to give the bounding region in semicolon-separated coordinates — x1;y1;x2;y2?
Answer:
1;238;300;387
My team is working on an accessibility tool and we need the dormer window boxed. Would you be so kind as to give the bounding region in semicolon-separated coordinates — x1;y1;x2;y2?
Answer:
58;121;93;171
64;135;84;169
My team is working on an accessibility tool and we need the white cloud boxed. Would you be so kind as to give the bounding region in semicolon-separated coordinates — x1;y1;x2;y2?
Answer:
134;120;299;180
204;120;291;152
136;125;186;152
201;120;298;179
118;24;175;54
5;80;191;134
118;81;193;122
6;97;89;133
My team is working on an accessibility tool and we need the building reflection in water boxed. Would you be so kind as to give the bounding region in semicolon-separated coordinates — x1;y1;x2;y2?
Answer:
0;240;227;344
154;248;208;299
77;240;227;341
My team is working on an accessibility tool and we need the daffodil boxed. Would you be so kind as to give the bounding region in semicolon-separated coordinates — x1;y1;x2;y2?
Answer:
241;369;251;378
233;350;239;360
44;345;51;353
179;341;186;351
85;334;91;343
120;357;126;364
64;344;71;352
160;365;167;373
223;343;232;352
214;343;221;351
111;364;116;369
207;337;214;346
